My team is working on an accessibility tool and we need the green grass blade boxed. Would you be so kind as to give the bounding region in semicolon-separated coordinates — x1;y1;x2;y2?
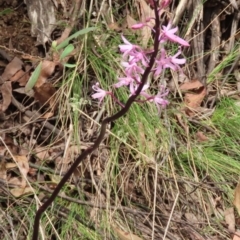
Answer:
56;27;97;50
25;61;42;92
60;44;74;60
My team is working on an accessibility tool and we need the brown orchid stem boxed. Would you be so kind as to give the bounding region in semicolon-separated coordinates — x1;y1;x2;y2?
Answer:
32;1;160;239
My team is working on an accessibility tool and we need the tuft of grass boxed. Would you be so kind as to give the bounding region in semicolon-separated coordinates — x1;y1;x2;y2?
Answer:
207;43;240;83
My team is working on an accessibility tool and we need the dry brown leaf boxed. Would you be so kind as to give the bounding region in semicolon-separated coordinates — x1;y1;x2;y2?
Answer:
126;12;138;29
1;81;12;112
224;208;235;233
145;0;154;7
8;177;22;186
10;187;33;198
34;82;56;108
136;0;155;47
10;69;30;86
180;79;204;91
108;22;122;31
35;60;56;88
28;167;37;176
13;155;29;188
184;90;206;109
34;147;51;160
185;212;199;226
234;182;240;215
112;226;143;240
196;131;208;142
233;231;240;240
0;146;7;156
123;12;140;41
32;60;57;109
6;162;17;169
1;57;23;81
41;112;54;119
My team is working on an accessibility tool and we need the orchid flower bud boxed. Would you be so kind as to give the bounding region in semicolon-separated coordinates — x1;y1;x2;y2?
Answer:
131;23;146;30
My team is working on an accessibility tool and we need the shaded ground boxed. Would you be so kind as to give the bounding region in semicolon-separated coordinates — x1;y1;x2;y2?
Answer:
0;0;240;240
0;1;38;57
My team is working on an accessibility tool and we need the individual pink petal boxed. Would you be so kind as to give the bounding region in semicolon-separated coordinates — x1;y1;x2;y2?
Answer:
121;35;132;45
122;59;145;75
163;24;178;34
152;87;169;111
172;58;186;64
171;51;186;65
92;92;105;99
131;23;146;29
91;83;109;103
161;23;190;47
113;76;134;88
129;82;149;96
167;34;190;47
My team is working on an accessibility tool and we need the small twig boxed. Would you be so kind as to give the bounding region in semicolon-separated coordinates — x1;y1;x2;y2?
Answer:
0;45;42;61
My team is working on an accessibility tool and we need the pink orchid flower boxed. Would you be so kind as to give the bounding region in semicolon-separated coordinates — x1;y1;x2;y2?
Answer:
121;56;145;75
170;51;186;66
119;36;149;66
119;35;142;59
113;75;135;88
131;23;147;30
131;51;149;67
92;83;110;103
142;86;169;112
160;23;190;47
152;89;169;109
154;49;186;76
129;81;150;96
